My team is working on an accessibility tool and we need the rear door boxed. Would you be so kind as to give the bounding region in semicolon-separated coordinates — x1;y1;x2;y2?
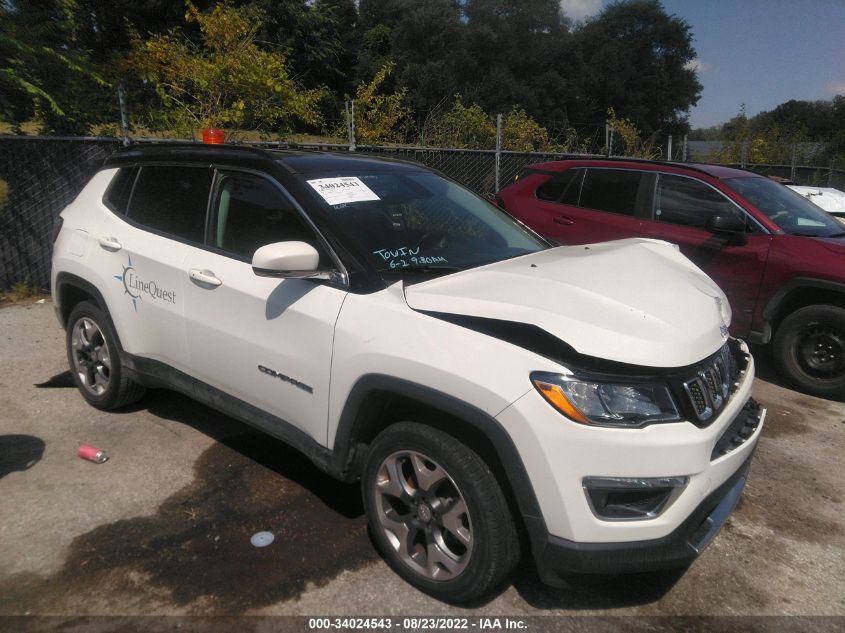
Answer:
638;172;772;336
93;164;212;372
537;167;651;245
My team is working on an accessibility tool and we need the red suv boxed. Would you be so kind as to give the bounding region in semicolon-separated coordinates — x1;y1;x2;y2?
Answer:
495;158;845;398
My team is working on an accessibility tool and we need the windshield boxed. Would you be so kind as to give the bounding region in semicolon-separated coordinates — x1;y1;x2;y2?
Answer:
300;171;547;272
725;176;844;237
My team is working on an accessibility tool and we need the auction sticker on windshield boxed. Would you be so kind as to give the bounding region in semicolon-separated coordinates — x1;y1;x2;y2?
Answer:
307;177;380;206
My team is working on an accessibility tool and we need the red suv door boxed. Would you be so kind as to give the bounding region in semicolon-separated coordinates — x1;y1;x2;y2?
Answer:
530;167;652;244
638;172;772;337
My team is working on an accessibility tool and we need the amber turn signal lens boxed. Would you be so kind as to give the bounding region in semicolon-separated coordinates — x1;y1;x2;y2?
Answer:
533;379;591;424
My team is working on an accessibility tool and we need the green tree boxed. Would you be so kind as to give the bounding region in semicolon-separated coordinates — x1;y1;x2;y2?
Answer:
249;0;357;97
0;0;110;134
502;106;549;151
461;0;572;122
347;62;412;144
354;0;403;86
420;95;496;148
605;107;660;158
126;2;324;135
572;0;701;135
388;0;465;114
73;0;216;61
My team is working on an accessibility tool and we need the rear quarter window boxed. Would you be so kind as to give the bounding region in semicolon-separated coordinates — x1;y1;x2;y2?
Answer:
536;169;582;205
102;166;138;215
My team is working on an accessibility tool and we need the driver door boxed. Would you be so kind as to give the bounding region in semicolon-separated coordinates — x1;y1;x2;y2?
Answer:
181;169;347;444
638;172;772;337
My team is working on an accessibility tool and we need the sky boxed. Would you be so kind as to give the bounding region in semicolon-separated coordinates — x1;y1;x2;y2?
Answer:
559;0;845;129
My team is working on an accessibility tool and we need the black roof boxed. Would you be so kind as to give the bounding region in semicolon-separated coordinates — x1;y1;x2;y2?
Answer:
103;143;426;174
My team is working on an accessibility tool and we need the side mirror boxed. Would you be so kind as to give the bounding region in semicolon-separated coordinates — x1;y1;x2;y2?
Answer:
706;214;745;234
252;241;321;278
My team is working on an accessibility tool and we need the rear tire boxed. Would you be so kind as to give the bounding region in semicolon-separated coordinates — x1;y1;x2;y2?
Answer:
362;422;519;604
66;301;145;410
773;304;845;398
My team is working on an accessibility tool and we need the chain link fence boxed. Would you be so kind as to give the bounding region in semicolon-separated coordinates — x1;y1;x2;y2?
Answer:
1;134;844;290
0;137;122;290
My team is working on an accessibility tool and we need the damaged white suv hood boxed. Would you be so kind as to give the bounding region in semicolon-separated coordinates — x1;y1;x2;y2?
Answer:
404;238;730;368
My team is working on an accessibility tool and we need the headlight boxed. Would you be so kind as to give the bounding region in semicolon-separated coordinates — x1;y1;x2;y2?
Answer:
531;371;681;428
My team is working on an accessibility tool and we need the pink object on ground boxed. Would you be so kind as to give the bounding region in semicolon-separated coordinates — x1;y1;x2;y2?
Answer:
77;444;108;463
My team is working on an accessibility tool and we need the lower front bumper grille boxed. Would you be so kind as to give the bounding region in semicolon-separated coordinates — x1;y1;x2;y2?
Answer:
711;398;763;461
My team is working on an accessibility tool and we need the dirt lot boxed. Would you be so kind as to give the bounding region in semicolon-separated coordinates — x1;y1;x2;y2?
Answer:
0;301;843;623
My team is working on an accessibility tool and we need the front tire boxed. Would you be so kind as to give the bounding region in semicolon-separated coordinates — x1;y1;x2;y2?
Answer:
773;304;845;398
66;301;145;410
362;422;519;604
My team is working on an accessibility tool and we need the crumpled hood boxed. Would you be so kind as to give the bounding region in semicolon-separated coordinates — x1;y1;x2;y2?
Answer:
404;238;729;368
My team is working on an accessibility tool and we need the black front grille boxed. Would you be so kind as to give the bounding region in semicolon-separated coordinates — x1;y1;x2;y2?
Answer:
681;343;741;425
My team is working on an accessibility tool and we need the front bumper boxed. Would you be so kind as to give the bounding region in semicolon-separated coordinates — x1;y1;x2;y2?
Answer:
530;447;754;584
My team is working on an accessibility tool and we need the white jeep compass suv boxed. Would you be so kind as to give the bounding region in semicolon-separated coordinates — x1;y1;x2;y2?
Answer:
51;144;765;603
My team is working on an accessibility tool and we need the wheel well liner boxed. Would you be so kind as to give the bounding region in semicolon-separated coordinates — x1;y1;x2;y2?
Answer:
763;278;845;331
55;273;109;326
54;273;127;355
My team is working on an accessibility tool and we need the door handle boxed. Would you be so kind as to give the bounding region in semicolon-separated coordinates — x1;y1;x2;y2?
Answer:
189;268;222;288
98;236;122;252
553;216;575;226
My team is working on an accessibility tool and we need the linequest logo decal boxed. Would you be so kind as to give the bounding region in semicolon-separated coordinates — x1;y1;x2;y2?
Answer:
114;255;176;311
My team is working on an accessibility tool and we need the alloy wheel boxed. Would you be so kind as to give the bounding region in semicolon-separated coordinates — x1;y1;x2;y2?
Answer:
373;450;473;581
70;317;111;396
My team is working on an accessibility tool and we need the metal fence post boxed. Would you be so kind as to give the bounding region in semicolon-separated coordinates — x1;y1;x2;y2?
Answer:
118;84;130;147
831;158;836;187
345;100;356;152
344;101;350;149
682;134;688;162
605;123;611;157
667;135;673;161
494;113;502;192
790;143;797;182
740;140;748;168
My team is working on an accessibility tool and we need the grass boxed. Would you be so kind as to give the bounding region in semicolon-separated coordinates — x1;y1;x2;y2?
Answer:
0;281;49;307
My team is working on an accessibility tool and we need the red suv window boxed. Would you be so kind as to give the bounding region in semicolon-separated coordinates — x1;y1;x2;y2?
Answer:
536;168;583;205
655;174;743;229
579;168;646;216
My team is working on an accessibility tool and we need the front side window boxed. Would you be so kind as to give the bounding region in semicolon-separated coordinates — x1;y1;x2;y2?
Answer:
578;169;643;216
725;176;844;237
126;166;212;243
210;171;324;260
655;174;744;229
300;170;546;273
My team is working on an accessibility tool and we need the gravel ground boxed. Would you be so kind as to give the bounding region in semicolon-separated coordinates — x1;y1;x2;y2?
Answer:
0;301;843;624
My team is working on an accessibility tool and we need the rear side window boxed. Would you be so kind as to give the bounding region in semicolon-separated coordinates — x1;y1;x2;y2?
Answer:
536;169;582;205
579;169;643;216
656;174;743;229
127;166;213;243
102;166;138;215
210;171;325;261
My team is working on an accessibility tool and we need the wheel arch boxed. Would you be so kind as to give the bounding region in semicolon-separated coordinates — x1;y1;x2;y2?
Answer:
55;273;125;352
334;374;547;552
763;278;845;335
